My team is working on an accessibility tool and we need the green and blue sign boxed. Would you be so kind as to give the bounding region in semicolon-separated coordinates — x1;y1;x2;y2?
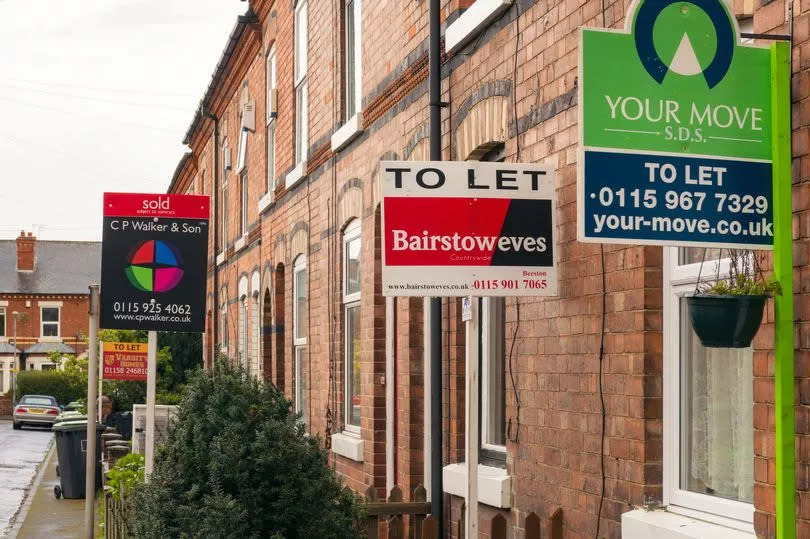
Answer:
578;0;774;248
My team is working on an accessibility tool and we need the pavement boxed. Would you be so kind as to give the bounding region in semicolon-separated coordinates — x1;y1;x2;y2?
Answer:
0;420;53;537
13;445;85;539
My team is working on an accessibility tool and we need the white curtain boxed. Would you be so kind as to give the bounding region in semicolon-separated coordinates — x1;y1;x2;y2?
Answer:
681;302;754;503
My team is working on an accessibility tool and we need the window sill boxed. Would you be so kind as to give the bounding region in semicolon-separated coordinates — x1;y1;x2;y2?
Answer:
258;191;275;214
285;162;306;189
621;509;754;538
38;337;62;343
332;431;364;462
330;113;364;152
442;463;511;508
445;0;513;55
234;235;248;253
216;252;226;266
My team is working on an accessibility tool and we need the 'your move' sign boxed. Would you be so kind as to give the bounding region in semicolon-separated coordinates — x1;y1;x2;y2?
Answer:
578;0;774;249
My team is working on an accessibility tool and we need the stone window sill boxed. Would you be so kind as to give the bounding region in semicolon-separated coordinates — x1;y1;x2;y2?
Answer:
234;234;248;253
332;431;364;462
216;252;226;266
442;463;511;508
445;0;513;55
330;113;364;152
258;191;274;214
621;509;754;538
285;162;307;190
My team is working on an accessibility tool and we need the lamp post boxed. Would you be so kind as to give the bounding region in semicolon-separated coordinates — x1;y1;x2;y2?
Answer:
11;311;18;404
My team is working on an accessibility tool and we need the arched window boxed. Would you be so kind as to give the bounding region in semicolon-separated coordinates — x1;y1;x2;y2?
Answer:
343;219;361;431
293;255;308;426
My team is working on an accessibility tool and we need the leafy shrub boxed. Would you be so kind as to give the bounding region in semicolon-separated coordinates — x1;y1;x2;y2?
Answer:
105;453;145;501
132;359;364;539
16;370;84;406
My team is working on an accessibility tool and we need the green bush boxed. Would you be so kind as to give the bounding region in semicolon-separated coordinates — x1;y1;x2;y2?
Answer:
105;453;145;501
132;359;364;539
16;370;84;406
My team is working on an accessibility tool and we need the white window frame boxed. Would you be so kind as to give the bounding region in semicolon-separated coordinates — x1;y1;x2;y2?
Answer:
221;139;229;250
240;171;248;237
480;297;506;455
236;127;248;173
40;306;60;338
239;296;249;371
343;0;361;121
445;0;513;55
294;0;309;165
343;220;361;433
220;302;228;353
662;247;754;531
266;45;277;191
293;255;308;424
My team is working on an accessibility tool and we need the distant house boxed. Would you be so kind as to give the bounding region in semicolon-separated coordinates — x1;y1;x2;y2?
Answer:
0;231;100;394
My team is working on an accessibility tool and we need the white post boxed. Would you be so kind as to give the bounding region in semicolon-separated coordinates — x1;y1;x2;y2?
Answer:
385;297;395;494
464;297;479;539
97;340;103;423
145;330;158;479
84;285;100;539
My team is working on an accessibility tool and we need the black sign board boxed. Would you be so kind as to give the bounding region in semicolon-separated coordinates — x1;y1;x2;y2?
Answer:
100;193;209;333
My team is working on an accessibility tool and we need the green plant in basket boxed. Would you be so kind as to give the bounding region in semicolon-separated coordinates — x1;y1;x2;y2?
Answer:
689;249;780;348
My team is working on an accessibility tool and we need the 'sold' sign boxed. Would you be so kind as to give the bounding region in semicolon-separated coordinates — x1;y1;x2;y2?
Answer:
579;0;773;248
102;342;148;381
380;161;557;297
100;193;209;332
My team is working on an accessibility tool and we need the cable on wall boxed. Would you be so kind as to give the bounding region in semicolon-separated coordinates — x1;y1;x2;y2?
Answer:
595;4;609;538
505;0;523;445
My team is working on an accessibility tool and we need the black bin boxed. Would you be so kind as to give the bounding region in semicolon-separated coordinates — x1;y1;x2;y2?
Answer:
52;419;105;499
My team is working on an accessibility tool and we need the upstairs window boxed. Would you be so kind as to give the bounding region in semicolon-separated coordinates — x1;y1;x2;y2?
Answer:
294;1;309;165
41;307;59;337
266;46;277;190
343;0;361;121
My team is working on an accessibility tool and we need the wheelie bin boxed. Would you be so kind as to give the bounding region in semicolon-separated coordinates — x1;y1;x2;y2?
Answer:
52;418;105;499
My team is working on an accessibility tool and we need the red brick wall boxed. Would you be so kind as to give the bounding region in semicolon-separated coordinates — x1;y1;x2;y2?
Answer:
0;295;90;357
0;393;11;416
167;0;810;536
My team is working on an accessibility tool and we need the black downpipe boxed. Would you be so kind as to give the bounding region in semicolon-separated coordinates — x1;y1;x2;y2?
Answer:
428;0;444;536
206;110;220;366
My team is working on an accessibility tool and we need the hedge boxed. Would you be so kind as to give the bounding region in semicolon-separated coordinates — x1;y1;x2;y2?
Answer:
16;370;85;406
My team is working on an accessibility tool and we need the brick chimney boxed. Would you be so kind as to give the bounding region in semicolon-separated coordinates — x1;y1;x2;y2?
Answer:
16;231;35;272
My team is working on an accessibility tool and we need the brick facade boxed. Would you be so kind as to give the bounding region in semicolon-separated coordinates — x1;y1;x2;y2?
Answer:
167;0;809;536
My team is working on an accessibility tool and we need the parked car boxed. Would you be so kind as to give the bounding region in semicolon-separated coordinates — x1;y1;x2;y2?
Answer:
13;395;61;430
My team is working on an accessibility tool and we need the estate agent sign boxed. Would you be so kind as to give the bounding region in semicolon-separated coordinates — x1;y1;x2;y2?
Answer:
102;342;148;381
100;193;209;332
579;0;773;249
380;161;557;297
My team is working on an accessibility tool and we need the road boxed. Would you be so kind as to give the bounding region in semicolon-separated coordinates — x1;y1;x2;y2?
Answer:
0;420;53;537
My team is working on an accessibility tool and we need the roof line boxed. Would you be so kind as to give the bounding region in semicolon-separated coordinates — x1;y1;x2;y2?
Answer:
167;152;194;194
182;7;259;146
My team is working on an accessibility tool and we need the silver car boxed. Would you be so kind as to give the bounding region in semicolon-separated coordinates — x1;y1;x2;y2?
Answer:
13;395;61;429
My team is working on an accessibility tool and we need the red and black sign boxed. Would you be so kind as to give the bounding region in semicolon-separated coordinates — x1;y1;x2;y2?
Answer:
380;161;558;297
100;193;210;332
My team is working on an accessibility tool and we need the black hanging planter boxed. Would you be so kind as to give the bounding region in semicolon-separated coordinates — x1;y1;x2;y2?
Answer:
686;294;767;348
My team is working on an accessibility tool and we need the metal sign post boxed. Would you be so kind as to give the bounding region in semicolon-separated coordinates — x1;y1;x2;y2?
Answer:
84;285;100;538
97;339;103;423
144;330;158;479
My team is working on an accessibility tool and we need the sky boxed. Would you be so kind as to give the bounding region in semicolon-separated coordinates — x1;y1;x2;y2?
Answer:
0;0;245;241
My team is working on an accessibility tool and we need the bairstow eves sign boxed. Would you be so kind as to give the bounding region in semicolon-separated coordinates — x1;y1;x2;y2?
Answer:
578;0;774;249
380;161;558;297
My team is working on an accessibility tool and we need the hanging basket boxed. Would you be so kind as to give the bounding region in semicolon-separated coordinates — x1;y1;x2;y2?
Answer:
686;294;766;348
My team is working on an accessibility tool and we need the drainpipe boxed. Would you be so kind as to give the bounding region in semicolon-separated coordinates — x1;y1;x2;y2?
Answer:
428;0;444;535
206;109;220;368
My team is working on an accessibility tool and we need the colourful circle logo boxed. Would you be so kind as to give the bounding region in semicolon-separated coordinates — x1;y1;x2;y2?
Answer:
125;240;184;292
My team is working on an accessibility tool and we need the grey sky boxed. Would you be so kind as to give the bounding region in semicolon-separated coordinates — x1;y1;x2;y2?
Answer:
0;0;244;241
